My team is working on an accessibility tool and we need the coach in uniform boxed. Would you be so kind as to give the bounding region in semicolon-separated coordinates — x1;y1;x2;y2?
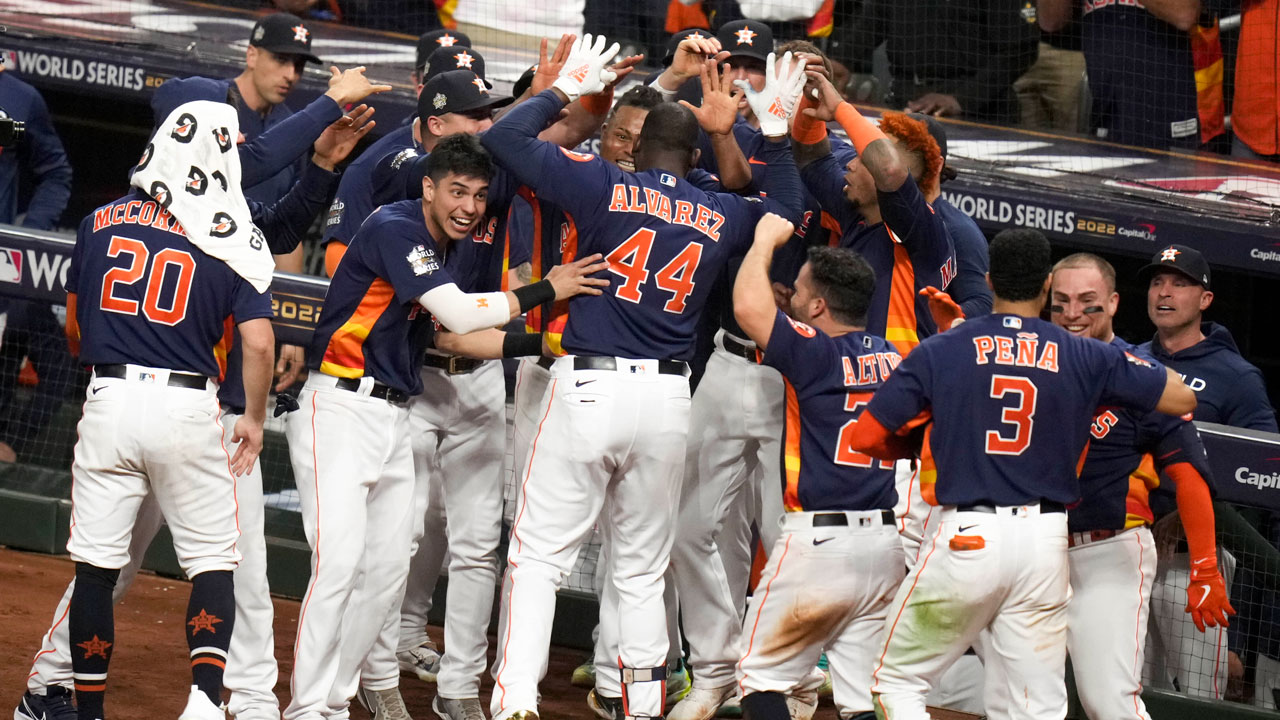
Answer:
848;229;1197;720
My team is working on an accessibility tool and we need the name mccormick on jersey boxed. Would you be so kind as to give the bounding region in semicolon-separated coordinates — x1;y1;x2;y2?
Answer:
91;198;186;236
606;180;729;242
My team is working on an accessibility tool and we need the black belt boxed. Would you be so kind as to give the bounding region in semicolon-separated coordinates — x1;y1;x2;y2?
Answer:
94;364;208;390
957;501;1066;515
573;356;688;376
423;353;483;375
720;334;759;363
536;356;555;370
813;510;895;527
334;376;410;405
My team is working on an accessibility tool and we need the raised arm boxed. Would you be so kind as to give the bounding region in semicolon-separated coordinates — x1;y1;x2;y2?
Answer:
680;59;753;191
733;213;795;350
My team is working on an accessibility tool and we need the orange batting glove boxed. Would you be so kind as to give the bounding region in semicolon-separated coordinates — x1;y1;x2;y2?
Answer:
919;286;964;332
1186;569;1235;632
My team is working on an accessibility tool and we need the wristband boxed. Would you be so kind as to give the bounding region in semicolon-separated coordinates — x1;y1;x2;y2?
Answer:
502;332;544;358
580;88;615;115
791;94;827;144
834;102;888;156
513;279;556;313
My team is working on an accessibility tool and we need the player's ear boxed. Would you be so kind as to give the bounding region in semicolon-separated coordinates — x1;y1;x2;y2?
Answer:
690;147;701;168
1199;290;1213;312
421;175;435;203
1041;272;1053;298
245;45;258;69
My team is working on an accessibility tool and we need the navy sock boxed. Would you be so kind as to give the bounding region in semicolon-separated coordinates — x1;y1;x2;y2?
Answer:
69;563;119;720
741;691;789;720
186;570;235;707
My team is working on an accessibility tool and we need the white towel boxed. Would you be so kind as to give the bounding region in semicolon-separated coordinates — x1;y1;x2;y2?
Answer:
131;100;274;293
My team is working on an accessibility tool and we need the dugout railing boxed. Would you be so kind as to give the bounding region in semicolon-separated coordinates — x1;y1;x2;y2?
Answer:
1;226;1279;716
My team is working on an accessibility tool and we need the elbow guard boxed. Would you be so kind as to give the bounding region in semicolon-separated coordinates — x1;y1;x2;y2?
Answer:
419;284;511;334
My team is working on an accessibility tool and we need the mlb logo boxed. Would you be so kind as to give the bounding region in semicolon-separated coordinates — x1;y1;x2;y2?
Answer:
858;517;871;528
137;372;157;383
0;50;16;68
0;247;22;284
660;174;676;187
1002;316;1022;329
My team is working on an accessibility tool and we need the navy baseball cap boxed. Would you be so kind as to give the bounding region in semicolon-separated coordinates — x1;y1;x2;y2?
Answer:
418;70;512;118
416;29;472;70
906;111;958;181
717;20;772;64
512;65;537;97
249;13;321;64
1138;244;1211;290
422;46;491;88
662;28;715;67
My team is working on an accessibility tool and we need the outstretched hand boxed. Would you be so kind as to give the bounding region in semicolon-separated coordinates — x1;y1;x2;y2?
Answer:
324;66;393;106
545;253;611;300
313;104;376;169
531;33;575;96
734;51;806;138
919;285;964;331
551;33;621;102
678;59;743;136
1186;572;1236;633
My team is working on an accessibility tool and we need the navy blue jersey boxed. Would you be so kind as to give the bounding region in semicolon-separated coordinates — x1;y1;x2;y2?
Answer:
696;117;767;189
1071;336;1212;533
308;199;460;395
233;89;302;204
763;311;901;512
1082;2;1200;150
67;190;273;378
934;197;992;318
323;123;416;245
866;314;1168;506
801;152;956;354
481;90;802;361
0;71;71;230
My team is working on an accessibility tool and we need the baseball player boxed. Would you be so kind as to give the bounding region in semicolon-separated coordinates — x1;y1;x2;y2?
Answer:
479;34;804;720
15;101;373;720
978;251;1231;720
730;214;906;720
847;229;1197;720
283;133;606;720
56;100;278;720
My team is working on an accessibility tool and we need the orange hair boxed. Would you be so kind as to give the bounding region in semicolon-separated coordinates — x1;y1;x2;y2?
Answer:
878;112;943;196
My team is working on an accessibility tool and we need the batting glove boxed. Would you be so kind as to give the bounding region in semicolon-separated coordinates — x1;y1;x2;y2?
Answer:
552;33;621;103
734;51;807;138
919;286;964;331
1186;571;1235;632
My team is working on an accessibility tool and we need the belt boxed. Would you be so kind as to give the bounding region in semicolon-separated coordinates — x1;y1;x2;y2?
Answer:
94;364;208;390
808;510;895;527
423;353;482;375
1068;528;1126;548
720;334;759;363
573;356;688;376
334;376;410;405
536;356;555;370
957;500;1067;515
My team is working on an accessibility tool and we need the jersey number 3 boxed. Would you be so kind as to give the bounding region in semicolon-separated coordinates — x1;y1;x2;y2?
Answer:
606;228;703;313
986;375;1037;455
100;235;195;326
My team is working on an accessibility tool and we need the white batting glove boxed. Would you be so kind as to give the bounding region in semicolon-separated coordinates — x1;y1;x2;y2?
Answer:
734;51;807;138
552;33;621;103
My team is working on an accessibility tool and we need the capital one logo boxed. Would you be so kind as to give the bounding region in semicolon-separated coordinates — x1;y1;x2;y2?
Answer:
1236;464;1280;490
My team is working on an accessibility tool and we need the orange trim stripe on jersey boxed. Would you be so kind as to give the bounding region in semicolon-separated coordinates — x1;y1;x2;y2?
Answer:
782;381;804;511
213;316;234;382
1124;454;1158;529
519;187;545;333
821;211;842;247
320;278;395;377
884;237;920;356
545;214;578;356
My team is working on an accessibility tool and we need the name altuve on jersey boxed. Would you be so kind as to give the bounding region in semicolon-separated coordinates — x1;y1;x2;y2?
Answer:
973;333;1061;373
607;183;727;242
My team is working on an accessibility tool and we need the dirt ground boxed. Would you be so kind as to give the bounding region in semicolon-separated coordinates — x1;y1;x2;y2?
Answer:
0;548;978;720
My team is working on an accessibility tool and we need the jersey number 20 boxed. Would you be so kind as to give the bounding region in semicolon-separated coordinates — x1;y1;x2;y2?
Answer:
986;375;1037;455
100;235;195;326
606;228;703;313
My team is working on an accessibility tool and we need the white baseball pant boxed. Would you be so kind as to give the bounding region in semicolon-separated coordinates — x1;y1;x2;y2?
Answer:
738;511;905;716
872;505;1070;720
671;335;783;690
27;409;278;719
284;374;416;720
491;355;690;720
892;460;932;568
360;360;507;698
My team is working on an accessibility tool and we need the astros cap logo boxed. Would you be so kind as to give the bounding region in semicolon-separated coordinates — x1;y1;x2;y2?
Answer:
438;33;458;47
472;77;487;93
455;51;474;69
292;24;309;43
735;26;757;45
1160;246;1181;262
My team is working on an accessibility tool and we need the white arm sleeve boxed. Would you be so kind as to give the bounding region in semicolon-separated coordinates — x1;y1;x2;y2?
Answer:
418;284;511;334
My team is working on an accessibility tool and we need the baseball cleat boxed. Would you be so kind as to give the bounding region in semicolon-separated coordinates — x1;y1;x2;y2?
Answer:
668;683;736;720
587;689;622;720
433;695;486;720
505;711;539;720
15;687;77;720
358;687;413;720
715;692;742;719
177;685;225;720
570;658;596;688
786;694;817;720
666;659;692;705
398;641;443;683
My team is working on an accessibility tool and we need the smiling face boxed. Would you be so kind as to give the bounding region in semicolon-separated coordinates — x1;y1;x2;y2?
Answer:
1148;269;1212;332
1050;265;1118;341
245;46;304;106
726;56;766;114
422;172;489;241
599;105;649;172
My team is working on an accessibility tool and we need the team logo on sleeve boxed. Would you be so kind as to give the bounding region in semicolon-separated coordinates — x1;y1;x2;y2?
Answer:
135;143;154;172
186;166;208;196
390;148;419;169
212;126;233;153
786;317;816;338
559;147;595;163
171;113;198;142
211;211;238;238
326;199;344;227
407;244;439;276
1123;351;1154;368
150;181;172;210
